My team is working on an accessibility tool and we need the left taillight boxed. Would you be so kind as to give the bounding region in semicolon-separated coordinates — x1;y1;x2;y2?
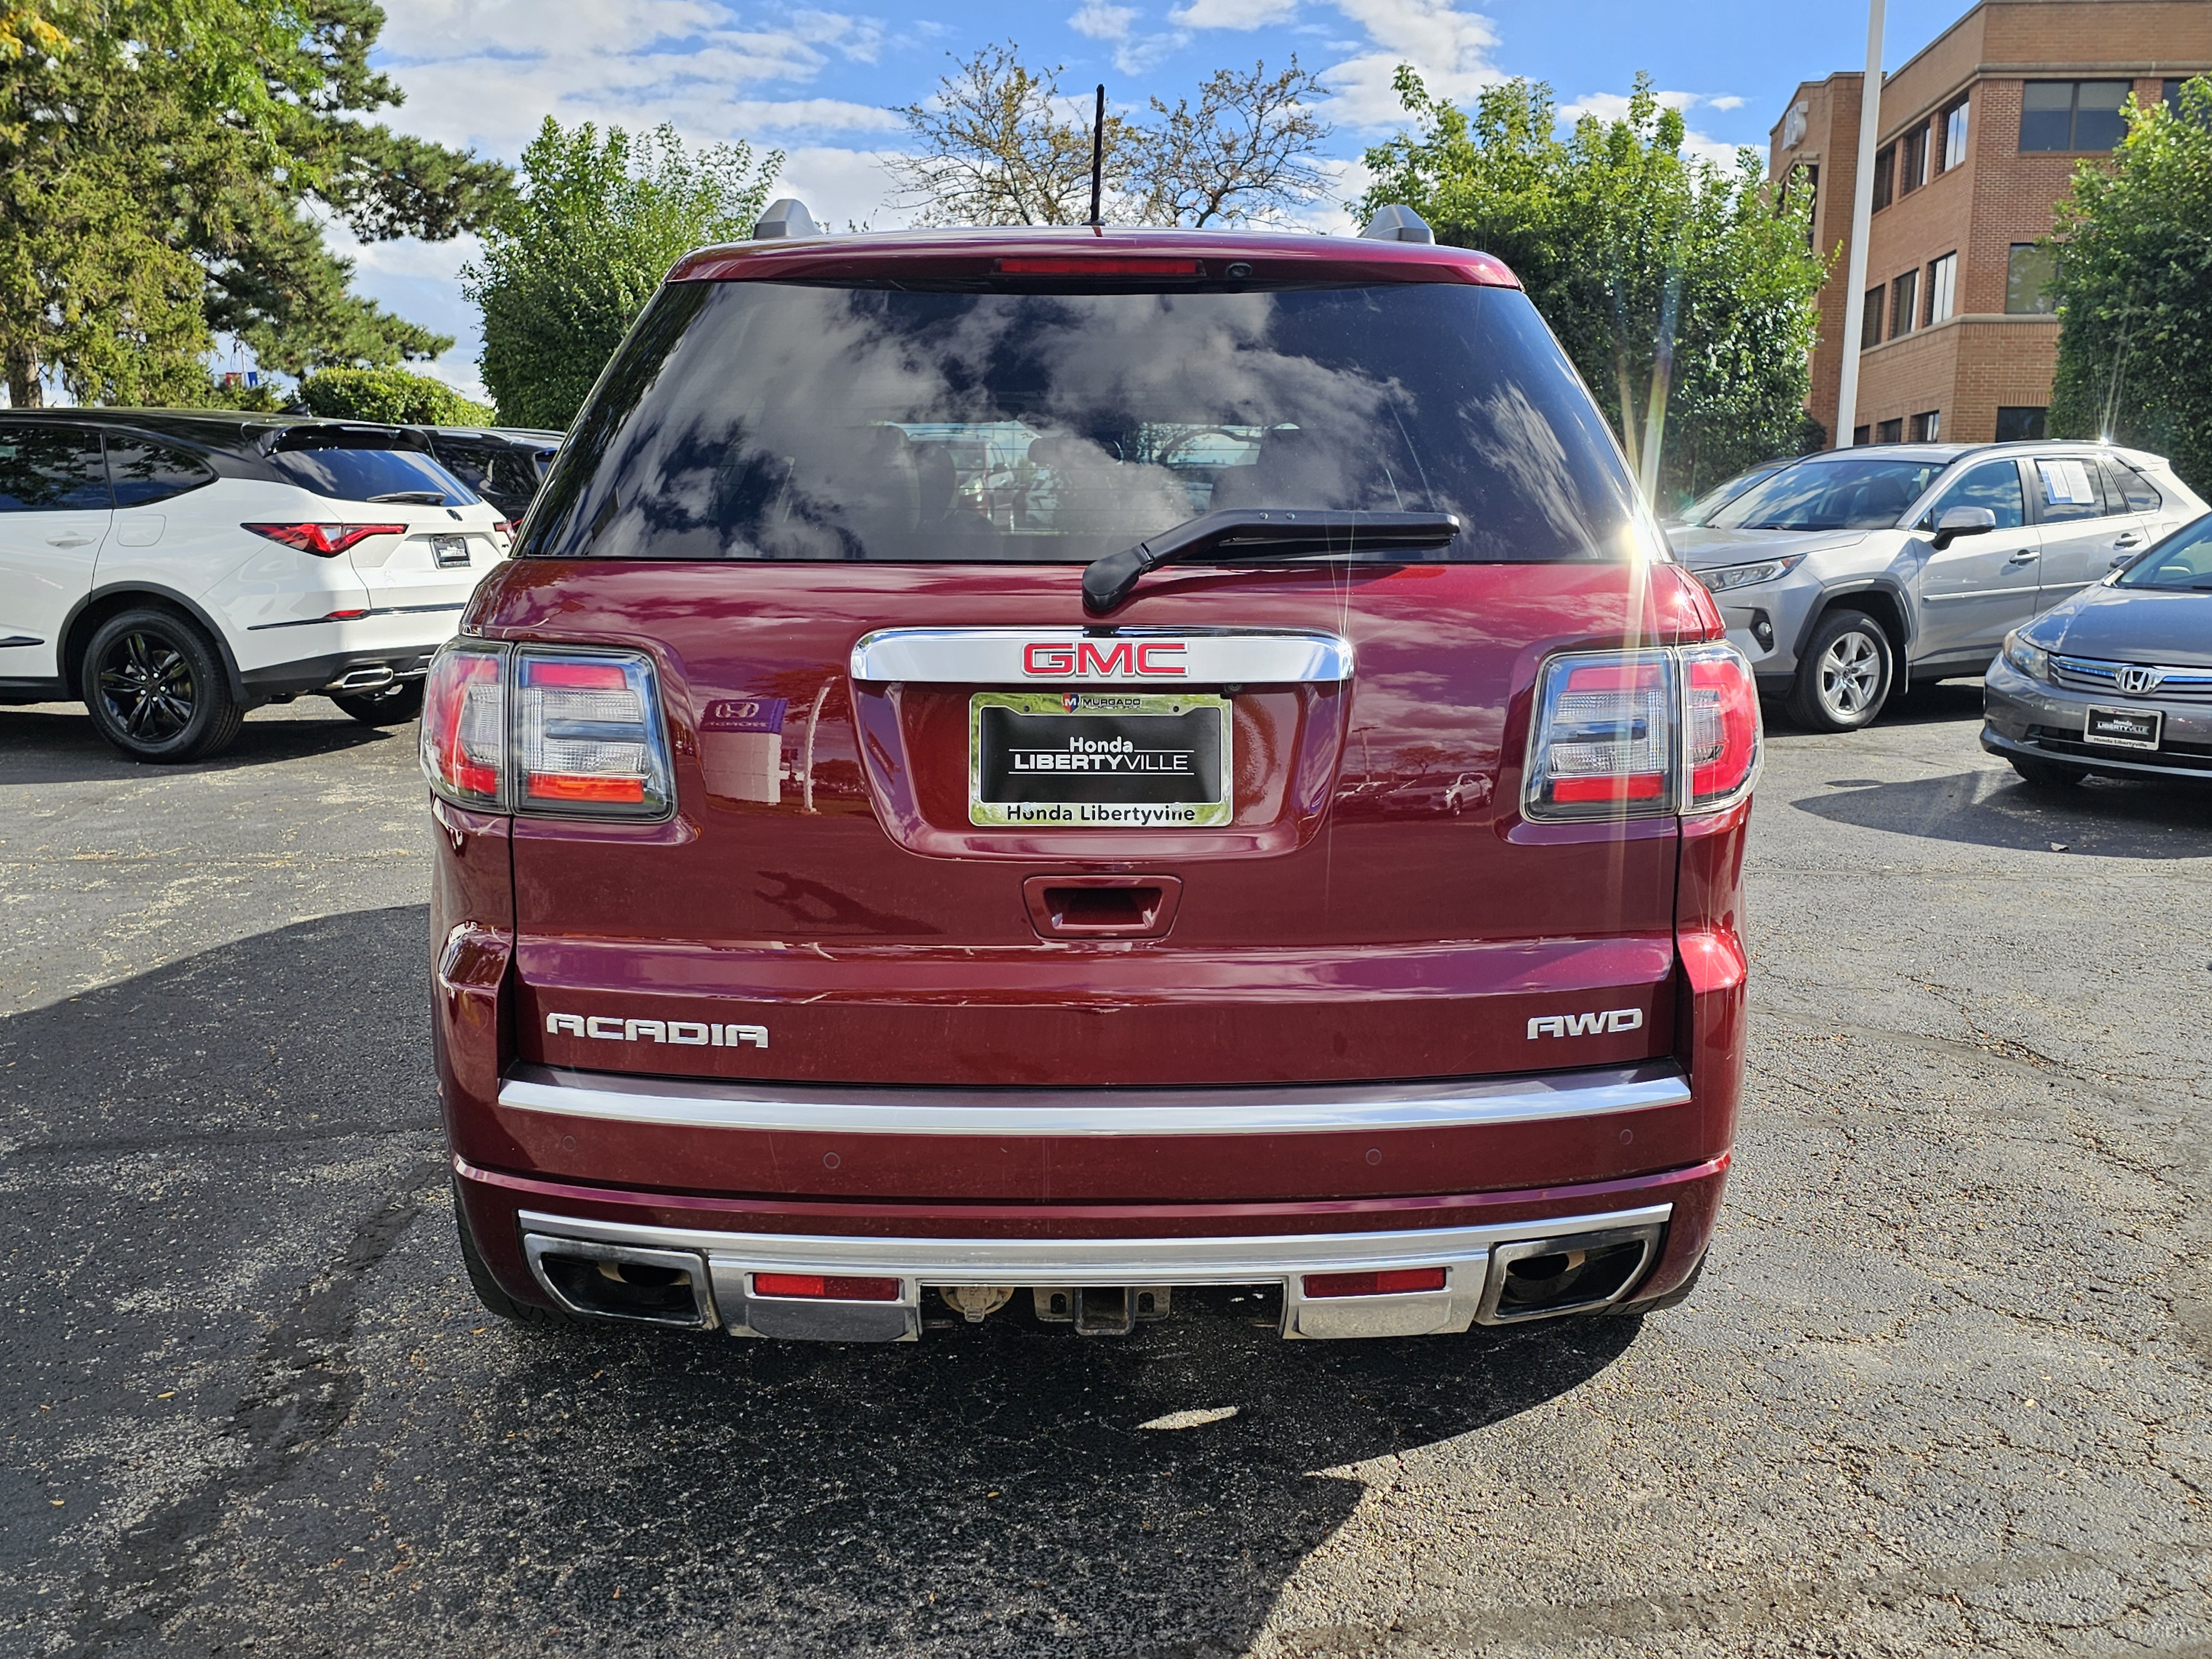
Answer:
243;522;406;557
514;649;672;817
420;642;508;809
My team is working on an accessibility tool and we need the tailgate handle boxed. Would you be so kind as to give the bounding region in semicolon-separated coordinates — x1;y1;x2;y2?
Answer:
1024;875;1182;940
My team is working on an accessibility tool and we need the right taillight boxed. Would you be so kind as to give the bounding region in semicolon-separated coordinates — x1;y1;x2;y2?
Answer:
420;642;507;809
1522;643;1761;821
1681;642;1762;811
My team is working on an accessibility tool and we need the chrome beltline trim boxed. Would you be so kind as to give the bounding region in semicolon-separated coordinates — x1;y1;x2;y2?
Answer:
848;626;1354;685
498;1061;1690;1137
515;1204;1674;1282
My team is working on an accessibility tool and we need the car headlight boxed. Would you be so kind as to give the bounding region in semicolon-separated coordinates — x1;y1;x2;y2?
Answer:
1695;555;1805;593
2002;630;2049;682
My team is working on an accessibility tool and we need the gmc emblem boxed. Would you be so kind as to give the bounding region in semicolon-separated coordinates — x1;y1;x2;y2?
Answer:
1022;640;1187;678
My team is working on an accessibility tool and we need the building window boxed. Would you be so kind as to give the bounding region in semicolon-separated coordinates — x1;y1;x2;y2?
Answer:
1908;410;1941;442
1927;252;1957;325
1852;425;1871;446
1872;143;1896;210
1891;268;1919;337
1877;418;1904;444
2006;244;2058;313
2020;80;2131;152
2168;77;2210;123
1940;97;1970;170
1899;123;1929;194
1862;285;1885;348
1995;406;2048;441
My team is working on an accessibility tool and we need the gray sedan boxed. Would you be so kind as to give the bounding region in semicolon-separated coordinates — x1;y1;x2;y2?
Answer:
1983;512;2212;787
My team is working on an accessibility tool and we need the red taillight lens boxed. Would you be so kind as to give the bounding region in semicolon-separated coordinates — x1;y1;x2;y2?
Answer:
1682;643;1762;811
995;257;1204;275
752;1274;902;1302
514;649;672;817
419;643;507;808
1524;651;1676;820
243;522;406;557
1522;644;1761;821
1302;1267;1449;1299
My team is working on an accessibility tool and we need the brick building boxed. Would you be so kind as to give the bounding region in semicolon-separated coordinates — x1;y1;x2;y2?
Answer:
1771;0;2212;448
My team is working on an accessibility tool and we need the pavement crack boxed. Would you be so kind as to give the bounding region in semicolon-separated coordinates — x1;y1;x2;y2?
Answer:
60;1156;445;1656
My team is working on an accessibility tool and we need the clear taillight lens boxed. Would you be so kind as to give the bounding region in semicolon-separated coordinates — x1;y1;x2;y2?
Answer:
420;643;507;809
1522;643;1761;821
1682;643;1762;811
514;649;672;816
1524;650;1676;820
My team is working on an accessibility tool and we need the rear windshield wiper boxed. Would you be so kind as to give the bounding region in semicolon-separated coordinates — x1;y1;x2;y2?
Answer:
1083;509;1461;615
367;491;450;506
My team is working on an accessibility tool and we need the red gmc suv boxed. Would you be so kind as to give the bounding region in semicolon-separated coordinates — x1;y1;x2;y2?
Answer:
423;214;1757;1344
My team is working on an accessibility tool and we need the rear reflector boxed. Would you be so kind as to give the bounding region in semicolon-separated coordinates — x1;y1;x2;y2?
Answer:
1303;1267;1449;1299
515;649;672;818
1522;644;1761;820
752;1274;902;1302
242;521;407;557
995;257;1204;275
419;644;506;808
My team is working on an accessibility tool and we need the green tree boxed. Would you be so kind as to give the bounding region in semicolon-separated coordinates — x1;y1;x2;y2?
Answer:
465;118;781;431
888;44;1332;228
2047;76;2212;491
300;364;493;425
0;0;505;407
1360;71;1827;504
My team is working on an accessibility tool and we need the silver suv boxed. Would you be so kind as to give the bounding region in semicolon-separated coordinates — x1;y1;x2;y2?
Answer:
1666;441;2205;731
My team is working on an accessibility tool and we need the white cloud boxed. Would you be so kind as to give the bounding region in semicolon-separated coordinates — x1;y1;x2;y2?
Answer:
1319;0;1504;129
1559;89;1750;168
1067;1;1189;72
1170;0;1299;26
1708;94;1745;112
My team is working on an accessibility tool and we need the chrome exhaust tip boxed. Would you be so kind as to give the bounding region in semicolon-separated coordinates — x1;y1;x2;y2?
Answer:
1475;1223;1665;1324
521;1234;716;1328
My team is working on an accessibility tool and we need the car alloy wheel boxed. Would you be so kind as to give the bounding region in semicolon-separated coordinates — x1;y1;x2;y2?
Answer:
97;628;197;742
1817;629;1884;722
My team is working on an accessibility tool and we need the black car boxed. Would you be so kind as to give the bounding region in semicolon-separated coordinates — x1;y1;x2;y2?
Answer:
421;427;563;519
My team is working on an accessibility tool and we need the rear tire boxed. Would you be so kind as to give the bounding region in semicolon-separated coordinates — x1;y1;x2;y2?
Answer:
1788;609;1894;733
453;1178;570;1326
82;608;243;762
2008;755;2088;790
331;681;425;726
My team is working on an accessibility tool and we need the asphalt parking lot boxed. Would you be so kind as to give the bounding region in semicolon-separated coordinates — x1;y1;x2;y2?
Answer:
4;684;2209;1658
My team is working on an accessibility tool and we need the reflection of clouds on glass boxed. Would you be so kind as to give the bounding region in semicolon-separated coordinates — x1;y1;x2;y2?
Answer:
1460;383;1592;559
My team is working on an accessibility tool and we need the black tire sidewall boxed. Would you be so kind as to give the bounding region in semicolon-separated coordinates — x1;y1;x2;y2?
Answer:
82;609;237;762
1791;611;1893;733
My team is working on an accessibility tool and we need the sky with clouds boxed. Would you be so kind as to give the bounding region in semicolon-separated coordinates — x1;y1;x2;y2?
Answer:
342;0;1975;403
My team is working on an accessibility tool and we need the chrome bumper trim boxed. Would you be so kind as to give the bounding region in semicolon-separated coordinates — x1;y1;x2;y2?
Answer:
498;1061;1690;1138
515;1203;1673;1340
848;625;1353;684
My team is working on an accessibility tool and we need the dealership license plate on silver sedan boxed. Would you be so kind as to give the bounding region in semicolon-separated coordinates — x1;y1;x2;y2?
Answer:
2084;705;2162;750
969;691;1231;828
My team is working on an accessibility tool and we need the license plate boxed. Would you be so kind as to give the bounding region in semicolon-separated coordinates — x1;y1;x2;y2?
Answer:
2084;704;2161;749
970;692;1231;828
431;535;471;569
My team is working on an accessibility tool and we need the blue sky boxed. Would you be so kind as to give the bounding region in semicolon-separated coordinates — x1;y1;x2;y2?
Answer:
343;0;1975;401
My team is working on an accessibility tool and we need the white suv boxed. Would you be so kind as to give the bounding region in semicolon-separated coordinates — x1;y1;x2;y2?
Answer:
0;410;511;760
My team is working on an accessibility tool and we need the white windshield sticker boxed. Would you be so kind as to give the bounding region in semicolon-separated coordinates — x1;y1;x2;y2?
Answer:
2038;460;2097;507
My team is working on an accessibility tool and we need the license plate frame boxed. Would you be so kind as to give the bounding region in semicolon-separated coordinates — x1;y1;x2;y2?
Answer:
969;691;1232;829
2083;703;2162;750
431;534;471;570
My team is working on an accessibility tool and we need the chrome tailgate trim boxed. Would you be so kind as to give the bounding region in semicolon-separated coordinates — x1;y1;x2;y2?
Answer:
498;1061;1690;1136
849;626;1353;684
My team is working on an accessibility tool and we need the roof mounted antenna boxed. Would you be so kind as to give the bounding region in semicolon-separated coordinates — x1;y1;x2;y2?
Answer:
1088;85;1105;229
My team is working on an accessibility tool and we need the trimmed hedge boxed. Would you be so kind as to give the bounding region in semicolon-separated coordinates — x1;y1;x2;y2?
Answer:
299;367;495;427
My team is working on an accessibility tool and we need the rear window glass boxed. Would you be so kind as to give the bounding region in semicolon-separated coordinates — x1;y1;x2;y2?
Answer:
107;434;216;507
523;280;1650;564
0;424;109;511
271;442;478;505
1712;456;1951;531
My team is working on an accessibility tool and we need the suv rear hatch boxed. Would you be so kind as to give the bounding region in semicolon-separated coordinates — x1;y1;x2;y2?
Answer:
463;243;1742;1099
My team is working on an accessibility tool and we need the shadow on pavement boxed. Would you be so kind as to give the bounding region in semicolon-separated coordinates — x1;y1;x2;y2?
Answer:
4;909;1641;1657
0;702;397;785
1792;768;2212;859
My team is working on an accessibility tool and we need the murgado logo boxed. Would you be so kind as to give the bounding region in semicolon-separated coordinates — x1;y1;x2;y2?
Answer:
545;1014;767;1049
1526;1008;1644;1039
